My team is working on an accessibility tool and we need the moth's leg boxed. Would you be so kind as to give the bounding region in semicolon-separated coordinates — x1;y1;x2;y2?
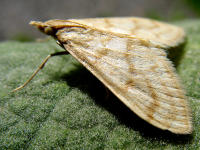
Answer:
56;40;65;49
12;51;69;92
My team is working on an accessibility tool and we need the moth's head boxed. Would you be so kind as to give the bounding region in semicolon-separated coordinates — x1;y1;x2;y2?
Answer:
30;20;86;38
30;20;57;36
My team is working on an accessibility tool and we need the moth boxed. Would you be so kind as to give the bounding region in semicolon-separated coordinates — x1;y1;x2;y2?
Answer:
13;17;192;134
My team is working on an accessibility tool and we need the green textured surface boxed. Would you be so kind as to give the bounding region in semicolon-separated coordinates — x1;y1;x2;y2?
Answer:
0;20;200;149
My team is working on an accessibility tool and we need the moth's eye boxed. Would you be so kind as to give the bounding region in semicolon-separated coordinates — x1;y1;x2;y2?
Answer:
44;26;56;35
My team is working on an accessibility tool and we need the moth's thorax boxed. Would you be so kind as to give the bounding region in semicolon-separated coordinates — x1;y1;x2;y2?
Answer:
56;27;90;43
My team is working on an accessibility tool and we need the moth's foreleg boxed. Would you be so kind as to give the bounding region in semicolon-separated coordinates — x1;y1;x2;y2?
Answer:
12;51;69;92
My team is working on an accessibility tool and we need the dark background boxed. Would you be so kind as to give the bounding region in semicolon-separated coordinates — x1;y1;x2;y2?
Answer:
0;0;200;41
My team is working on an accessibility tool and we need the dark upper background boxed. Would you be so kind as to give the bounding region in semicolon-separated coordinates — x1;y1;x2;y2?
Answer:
0;0;200;41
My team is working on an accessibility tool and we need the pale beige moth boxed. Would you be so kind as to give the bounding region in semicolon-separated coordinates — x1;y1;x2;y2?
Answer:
13;17;192;134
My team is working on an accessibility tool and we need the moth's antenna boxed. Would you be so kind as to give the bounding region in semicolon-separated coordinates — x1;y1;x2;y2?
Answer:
12;51;68;92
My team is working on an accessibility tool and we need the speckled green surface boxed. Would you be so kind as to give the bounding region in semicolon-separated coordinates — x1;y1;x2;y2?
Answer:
0;20;200;149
